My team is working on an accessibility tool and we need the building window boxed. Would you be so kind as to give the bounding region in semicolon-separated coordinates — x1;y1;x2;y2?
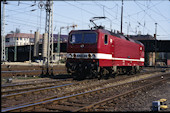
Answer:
30;38;34;43
5;38;10;42
39;39;42;43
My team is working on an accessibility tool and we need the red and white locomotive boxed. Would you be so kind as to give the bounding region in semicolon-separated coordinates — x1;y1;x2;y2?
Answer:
66;20;144;79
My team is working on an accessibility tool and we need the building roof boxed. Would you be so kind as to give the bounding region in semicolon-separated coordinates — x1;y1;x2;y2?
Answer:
53;34;68;43
129;34;156;40
5;33;68;43
5;33;68;42
6;33;43;39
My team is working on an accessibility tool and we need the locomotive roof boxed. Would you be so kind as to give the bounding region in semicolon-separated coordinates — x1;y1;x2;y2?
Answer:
108;30;144;46
70;29;144;46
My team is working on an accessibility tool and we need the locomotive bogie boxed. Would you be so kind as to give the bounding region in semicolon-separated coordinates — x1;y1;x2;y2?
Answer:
66;59;99;79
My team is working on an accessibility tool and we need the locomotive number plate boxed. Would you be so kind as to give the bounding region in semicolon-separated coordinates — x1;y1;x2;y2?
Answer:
77;53;88;58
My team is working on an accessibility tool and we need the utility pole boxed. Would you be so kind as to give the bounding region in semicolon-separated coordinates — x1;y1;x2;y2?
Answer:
1;1;7;62
14;33;17;61
57;31;61;64
29;30;32;63
154;23;157;69
120;0;123;34
38;0;45;35
57;24;77;64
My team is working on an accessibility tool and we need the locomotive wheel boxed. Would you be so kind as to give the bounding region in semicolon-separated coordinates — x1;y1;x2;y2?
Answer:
126;67;133;75
130;67;135;75
136;66;142;73
89;69;98;79
134;66;139;74
100;68;110;79
97;67;103;80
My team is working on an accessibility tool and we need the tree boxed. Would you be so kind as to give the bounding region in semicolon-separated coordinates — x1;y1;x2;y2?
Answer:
10;28;20;34
10;31;14;34
15;28;20;33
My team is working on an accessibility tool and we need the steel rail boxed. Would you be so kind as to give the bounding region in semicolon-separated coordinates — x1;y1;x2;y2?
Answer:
1;69;66;73
2;83;74;98
1;69;67;77
1;79;63;88
2;78;98;100
2;79;63;89
2;79;72;95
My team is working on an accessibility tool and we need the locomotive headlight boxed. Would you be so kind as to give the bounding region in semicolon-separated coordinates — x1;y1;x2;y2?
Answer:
69;53;72;58
73;53;76;58
92;54;96;58
88;53;92;58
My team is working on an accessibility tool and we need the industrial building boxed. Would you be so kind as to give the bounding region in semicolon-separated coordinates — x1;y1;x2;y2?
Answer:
130;34;170;67
5;33;67;63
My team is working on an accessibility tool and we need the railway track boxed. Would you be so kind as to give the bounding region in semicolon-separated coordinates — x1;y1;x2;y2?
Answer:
75;77;170;112
1;69;67;77
1;67;166;78
1;79;73;95
2;78;104;108
2;71;170;112
2;70;165;106
2;68;162;93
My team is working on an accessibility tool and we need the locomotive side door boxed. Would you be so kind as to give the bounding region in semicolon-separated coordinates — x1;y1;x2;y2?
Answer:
110;37;118;74
110;37;114;64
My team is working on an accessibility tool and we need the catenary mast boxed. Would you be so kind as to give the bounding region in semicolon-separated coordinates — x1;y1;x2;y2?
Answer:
1;1;6;62
41;0;54;76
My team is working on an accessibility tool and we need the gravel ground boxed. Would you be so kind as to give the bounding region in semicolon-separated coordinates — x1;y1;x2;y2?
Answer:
104;79;170;112
2;67;170;112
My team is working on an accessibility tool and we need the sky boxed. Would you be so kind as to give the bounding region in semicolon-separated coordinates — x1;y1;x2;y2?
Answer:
1;0;170;40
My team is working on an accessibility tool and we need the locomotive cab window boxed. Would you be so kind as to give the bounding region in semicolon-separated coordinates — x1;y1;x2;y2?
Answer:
104;35;108;45
84;33;97;44
70;34;83;44
70;32;97;44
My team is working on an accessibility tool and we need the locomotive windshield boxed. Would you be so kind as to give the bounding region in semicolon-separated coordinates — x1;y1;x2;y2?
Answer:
70;34;82;43
70;33;97;44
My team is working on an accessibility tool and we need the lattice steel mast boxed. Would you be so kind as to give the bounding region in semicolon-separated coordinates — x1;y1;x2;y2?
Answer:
1;1;6;62
44;0;54;76
45;0;53;75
